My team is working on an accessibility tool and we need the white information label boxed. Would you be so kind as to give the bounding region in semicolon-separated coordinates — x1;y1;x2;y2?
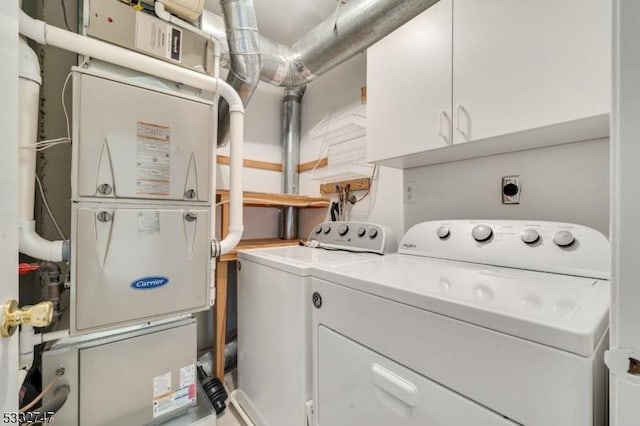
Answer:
136;121;171;197
153;394;176;418
135;12;183;62
153;372;172;398
137;211;160;235
180;364;196;388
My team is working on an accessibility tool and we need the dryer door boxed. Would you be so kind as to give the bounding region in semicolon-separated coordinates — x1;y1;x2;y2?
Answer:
316;326;517;426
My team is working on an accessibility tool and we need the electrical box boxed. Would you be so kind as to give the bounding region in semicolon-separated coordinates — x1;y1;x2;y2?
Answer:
42;318;215;425
70;203;211;333
72;70;214;203
83;0;212;73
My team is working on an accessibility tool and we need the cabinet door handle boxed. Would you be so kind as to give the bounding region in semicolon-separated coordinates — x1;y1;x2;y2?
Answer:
438;110;452;145
455;104;471;140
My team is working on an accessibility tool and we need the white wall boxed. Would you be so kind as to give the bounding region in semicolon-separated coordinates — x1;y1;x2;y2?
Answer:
299;53;405;240
217;80;283;194
404;138;610;235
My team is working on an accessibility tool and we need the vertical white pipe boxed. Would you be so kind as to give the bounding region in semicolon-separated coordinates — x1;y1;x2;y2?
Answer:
18;36;67;262
18;77;39;222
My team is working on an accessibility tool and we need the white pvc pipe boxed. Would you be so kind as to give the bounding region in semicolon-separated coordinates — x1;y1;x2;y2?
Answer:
19;10;244;256
18;36;66;262
18;77;38;223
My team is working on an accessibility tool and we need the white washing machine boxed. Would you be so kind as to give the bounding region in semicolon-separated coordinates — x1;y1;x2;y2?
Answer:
232;222;397;426
311;220;610;426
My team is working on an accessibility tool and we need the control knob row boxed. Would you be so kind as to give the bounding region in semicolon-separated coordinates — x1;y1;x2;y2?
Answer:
440;225;575;247
313;224;379;239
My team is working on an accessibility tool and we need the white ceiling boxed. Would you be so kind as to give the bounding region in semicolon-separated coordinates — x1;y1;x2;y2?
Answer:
204;0;339;45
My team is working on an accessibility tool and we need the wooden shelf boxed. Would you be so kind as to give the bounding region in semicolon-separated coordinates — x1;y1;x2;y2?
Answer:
212;190;329;381
216;190;330;208
219;238;301;262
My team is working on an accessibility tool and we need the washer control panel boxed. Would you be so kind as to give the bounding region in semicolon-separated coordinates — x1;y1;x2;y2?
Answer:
309;221;397;254
399;220;610;279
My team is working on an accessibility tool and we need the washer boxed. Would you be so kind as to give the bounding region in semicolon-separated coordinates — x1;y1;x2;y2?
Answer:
311;220;610;426
232;221;397;426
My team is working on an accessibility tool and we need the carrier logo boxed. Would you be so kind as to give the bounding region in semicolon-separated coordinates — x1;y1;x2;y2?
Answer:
131;276;169;290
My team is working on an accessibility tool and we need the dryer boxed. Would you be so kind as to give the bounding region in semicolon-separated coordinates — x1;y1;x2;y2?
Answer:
311;220;610;426
233;221;397;426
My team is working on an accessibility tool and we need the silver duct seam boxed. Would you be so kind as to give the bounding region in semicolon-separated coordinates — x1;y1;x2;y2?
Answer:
218;0;262;146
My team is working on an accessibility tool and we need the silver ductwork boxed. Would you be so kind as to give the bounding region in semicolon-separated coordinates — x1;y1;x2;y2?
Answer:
279;87;304;239
262;0;440;87
215;0;439;143
217;0;262;146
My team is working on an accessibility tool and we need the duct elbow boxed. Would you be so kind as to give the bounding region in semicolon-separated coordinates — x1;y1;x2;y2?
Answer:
19;221;68;263
219;229;244;256
18;10;47;45
154;2;173;22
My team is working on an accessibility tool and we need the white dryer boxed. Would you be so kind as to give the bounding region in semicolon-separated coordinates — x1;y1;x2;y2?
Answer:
311;220;610;426
232;222;397;426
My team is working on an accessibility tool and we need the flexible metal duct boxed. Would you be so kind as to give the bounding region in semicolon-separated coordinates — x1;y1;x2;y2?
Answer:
217;0;262;146
216;0;439;144
262;0;440;87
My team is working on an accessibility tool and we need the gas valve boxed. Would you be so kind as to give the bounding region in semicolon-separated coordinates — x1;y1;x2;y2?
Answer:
1;300;53;337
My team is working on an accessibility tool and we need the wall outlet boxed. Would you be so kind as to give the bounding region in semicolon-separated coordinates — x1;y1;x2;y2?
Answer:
502;175;521;204
405;181;417;204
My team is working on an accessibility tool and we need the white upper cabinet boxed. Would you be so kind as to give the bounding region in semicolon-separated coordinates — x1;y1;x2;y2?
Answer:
366;0;611;168
452;0;611;144
366;0;453;163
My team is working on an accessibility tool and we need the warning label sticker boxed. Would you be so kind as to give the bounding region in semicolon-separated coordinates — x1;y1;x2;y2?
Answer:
180;364;196;389
153;372;172;398
152;370;196;418
137;211;160;235
136;121;171;197
135;12;183;62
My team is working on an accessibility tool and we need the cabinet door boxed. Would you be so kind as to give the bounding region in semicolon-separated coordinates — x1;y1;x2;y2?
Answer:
452;0;611;144
367;0;452;163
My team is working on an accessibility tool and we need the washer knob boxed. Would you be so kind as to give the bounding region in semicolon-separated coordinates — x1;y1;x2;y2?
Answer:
338;224;349;236
521;229;540;244
471;225;493;242
368;228;378;239
553;230;575;247
315;226;323;235
357;227;366;237
436;226;450;239
322;224;332;234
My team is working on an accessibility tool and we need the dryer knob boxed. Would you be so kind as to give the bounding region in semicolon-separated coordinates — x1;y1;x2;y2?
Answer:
553;230;575;247
521;229;540;244
357;227;366;237
338;224;349;236
314;226;323;235
436;226;450;239
368;228;378;239
322;225;332;234
471;225;493;242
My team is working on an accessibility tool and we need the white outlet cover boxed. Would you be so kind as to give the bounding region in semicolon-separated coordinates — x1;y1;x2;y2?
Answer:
405;181;417;204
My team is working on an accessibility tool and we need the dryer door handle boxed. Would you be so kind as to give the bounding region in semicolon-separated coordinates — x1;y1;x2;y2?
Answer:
371;364;418;407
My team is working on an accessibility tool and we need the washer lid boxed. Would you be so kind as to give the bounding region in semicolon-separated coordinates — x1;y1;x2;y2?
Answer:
238;245;375;276
312;254;609;357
